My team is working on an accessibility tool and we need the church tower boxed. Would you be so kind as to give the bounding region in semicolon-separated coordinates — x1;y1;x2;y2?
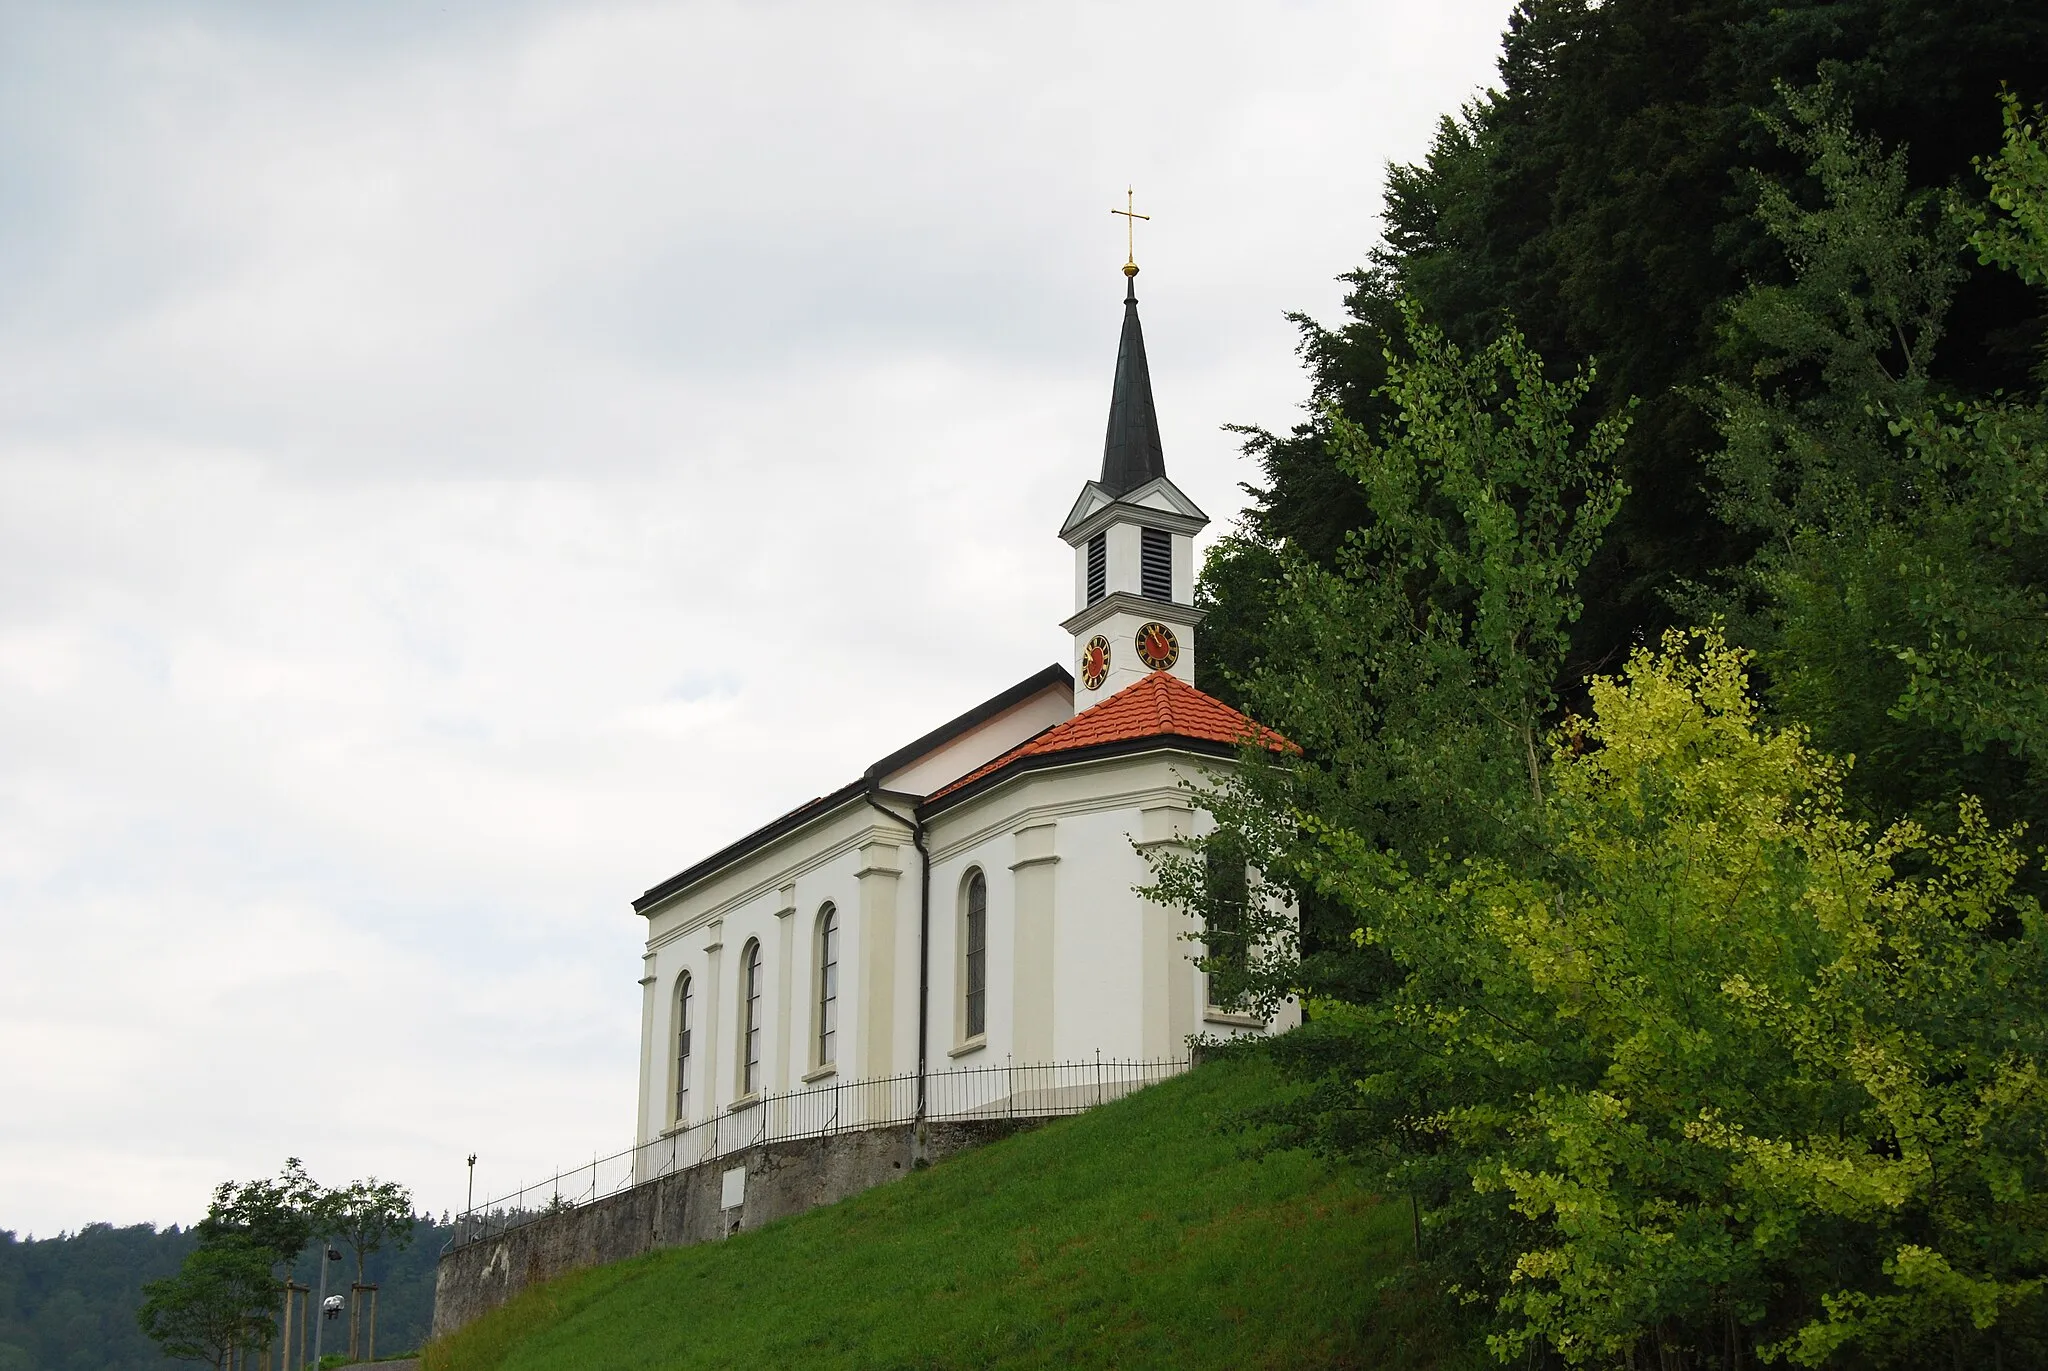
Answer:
1058;257;1209;713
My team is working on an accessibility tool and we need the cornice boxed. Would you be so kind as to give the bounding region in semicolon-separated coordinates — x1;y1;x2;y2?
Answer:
1059;498;1208;546
1061;591;1206;638
642;814;907;944
922;746;1234;861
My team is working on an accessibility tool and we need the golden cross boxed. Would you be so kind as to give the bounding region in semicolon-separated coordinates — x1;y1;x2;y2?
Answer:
1111;186;1150;273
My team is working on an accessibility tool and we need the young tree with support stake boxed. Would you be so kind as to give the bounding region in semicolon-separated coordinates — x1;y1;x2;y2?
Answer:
142;1158;324;1368
315;1177;416;1359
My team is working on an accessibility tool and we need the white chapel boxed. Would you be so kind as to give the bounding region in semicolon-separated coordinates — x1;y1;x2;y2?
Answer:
629;260;1298;1161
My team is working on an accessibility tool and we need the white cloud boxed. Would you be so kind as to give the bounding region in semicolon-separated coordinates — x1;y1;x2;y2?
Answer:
0;0;1515;1233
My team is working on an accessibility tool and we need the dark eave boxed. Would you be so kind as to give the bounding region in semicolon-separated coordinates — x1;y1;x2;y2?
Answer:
632;778;867;914
861;662;1073;785
632;663;1075;916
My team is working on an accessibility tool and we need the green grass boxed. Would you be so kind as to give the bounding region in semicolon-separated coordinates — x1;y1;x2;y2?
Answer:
423;1053;1472;1371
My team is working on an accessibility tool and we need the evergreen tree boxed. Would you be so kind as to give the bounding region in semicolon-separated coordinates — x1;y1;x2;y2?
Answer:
1702;88;2048;841
1161;85;2048;1371
1205;0;2048;707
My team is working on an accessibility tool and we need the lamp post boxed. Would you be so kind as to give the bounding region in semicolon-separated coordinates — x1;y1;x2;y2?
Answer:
465;1154;477;1242
311;1243;340;1368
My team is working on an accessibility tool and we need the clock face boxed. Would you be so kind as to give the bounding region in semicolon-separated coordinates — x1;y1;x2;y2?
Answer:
1135;621;1179;672
1080;635;1112;690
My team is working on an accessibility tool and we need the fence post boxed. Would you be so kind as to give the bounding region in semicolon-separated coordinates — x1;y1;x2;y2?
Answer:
1095;1049;1103;1107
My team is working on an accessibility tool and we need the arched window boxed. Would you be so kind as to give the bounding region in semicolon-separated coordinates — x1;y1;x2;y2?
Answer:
1204;845;1250;1011
964;870;987;1040
740;939;764;1097
816;903;839;1067
673;972;693;1124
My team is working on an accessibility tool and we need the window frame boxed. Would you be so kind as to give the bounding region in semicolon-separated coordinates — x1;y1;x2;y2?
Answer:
962;868;988;1044
673;971;694;1126
739;938;764;1099
1203;846;1254;1017
814;902;839;1070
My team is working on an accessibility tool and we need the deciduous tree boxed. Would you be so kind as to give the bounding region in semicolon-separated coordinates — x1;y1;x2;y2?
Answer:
135;1236;276;1369
196;1157;319;1282
316;1178;415;1294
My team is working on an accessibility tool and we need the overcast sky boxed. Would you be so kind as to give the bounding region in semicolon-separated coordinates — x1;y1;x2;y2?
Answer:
0;0;1517;1236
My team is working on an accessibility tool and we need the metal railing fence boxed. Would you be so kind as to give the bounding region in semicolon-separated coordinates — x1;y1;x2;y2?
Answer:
451;1053;1188;1249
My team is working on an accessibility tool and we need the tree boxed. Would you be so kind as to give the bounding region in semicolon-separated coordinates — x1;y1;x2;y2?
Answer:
1967;93;2048;310
1703;86;2048;843
135;1236;277;1369
1544;637;2039;1363
1152;90;2048;1367
1153;303;1629;1018
1204;0;2048;706
316;1177;415;1299
195;1157;319;1281
1267;632;2048;1365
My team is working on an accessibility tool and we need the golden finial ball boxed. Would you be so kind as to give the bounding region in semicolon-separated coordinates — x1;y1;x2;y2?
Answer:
1123;261;1140;277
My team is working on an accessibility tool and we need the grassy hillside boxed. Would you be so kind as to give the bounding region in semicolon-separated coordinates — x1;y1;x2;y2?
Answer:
424;1053;1470;1370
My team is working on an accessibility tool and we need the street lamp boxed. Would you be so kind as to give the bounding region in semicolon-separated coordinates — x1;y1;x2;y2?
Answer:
311;1244;341;1367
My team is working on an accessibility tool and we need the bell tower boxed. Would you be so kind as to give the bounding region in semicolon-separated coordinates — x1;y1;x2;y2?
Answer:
1058;243;1207;714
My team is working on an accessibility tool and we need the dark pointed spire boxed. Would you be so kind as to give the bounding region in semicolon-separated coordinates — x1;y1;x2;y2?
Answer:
1099;266;1167;497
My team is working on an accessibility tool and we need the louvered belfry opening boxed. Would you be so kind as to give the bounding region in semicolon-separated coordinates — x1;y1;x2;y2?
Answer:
1086;532;1107;604
1140;528;1171;600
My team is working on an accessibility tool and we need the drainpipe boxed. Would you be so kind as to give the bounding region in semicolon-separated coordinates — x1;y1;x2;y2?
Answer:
864;790;930;1121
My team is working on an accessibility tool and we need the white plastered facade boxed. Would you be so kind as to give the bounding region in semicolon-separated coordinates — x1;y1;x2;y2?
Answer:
632;735;1300;1159
630;280;1298;1168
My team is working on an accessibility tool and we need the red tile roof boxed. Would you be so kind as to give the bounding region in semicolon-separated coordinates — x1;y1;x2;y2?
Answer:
927;670;1293;803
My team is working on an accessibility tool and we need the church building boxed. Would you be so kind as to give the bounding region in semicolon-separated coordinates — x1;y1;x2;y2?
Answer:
629;257;1297;1162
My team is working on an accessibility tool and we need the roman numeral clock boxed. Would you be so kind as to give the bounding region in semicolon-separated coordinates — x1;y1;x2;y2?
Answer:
1134;621;1178;672
1080;635;1112;691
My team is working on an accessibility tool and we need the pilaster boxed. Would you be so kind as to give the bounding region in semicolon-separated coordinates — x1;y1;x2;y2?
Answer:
855;840;902;1079
1134;802;1197;1058
773;884;797;1093
636;953;658;1151
1008;822;1059;1064
701;920;725;1108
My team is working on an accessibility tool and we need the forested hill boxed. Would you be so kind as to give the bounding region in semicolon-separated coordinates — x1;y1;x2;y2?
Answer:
0;1225;192;1371
1201;0;2048;701
1176;0;2048;1362
0;1220;454;1369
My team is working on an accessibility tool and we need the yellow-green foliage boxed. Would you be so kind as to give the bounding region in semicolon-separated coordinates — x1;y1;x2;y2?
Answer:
1321;632;2048;1365
1159;86;2048;1371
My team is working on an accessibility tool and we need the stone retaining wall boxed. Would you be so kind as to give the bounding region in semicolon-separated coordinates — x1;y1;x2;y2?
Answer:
430;1118;1033;1341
